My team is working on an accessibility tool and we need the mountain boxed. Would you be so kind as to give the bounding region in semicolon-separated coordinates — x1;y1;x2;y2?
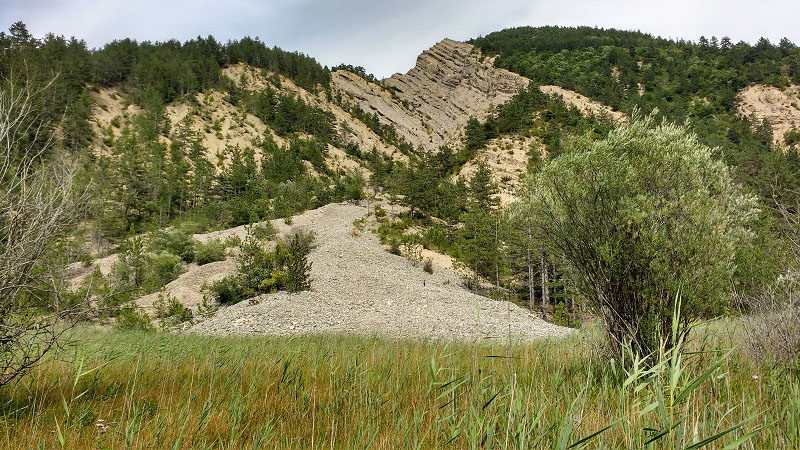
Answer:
332;39;528;150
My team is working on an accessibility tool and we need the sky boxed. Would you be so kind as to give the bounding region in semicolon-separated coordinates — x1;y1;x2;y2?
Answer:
1;0;799;78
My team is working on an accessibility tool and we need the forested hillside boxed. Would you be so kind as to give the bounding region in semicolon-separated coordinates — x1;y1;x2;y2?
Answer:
5;18;800;448
471;26;800;204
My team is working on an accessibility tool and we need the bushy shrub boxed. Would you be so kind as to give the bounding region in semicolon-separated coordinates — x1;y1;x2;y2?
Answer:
208;276;246;305
258;270;287;293
236;234;277;291
423;258;434;274
286;232;313;293
205;229;314;304
291;229;317;251
250;221;277;241
115;303;152;330
147;251;184;287
153;291;194;329
148;229;196;262
195;239;226;265
514;114;759;356
551;303;581;329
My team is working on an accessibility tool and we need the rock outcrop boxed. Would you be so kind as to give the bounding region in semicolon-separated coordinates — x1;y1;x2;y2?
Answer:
737;84;800;150
332;39;529;151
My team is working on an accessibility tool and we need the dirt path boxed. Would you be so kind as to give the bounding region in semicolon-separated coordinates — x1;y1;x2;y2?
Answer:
190;203;571;342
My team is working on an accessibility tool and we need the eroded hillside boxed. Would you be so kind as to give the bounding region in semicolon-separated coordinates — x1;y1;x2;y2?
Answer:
332;39;529;151
737;84;800;150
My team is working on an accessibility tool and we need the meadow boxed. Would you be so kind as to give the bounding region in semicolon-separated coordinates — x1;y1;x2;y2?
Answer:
0;321;794;449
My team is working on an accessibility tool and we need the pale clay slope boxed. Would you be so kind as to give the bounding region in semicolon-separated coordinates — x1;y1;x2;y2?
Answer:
539;85;626;124
737;84;800;149
459;135;538;206
189;202;572;342
223;64;405;163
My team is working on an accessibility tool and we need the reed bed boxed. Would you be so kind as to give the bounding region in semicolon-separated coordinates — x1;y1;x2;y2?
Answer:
0;321;794;449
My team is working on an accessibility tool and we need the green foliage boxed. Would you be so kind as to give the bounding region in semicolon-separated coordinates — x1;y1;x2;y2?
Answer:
153;291;193;330
206;229;315;304
207;276;246;306
552;303;581;328
471;26;800;207
514;114;759;355
147;229;196;262
235;84;337;144
250;221;277;241
111;232;185;299
114;303;152;330
336;100;416;155
147;251;185;287
285;232;313;293
194;239;227;265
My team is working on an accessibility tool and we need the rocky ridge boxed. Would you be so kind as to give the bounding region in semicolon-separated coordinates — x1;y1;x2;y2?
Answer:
332;39;530;151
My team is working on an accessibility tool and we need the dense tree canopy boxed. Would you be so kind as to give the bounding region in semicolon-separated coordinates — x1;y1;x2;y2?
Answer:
513;114;760;354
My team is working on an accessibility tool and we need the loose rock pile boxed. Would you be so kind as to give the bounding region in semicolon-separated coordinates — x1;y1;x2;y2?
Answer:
190;203;572;342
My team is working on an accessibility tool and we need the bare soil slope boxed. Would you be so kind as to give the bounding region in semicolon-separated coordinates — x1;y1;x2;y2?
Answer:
539;85;626;123
737;84;800;149
190;203;571;342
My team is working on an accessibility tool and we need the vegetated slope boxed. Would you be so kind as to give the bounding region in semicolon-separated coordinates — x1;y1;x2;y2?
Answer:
332;39;529;151
539;85;626;123
737;84;800;149
471;26;800;204
459;135;537;205
190;202;571;341
222;63;405;162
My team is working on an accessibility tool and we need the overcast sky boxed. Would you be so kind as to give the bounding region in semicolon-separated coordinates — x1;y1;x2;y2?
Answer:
2;0;799;78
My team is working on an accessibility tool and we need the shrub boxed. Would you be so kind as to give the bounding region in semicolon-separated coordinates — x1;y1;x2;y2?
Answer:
236;234;276;292
286;232;313;293
250;221;277;241
291;229;318;251
258;270;287;293
148;229;196;263
552;303;581;328
388;239;402;256
208;276;246;305
153;291;194;330
740;200;800;368
115;303;152;330
195;239;226;265
147;251;184;287
514;114;759;356
423;258;434;274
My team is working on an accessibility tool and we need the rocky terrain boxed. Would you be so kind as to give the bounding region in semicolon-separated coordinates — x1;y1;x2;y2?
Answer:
332;39;530;150
190;202;571;342
737;84;800;150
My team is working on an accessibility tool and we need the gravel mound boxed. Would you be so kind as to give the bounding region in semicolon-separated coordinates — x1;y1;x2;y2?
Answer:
190;203;572;342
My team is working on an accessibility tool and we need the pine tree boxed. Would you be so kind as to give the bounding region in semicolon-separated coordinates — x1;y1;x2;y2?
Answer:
469;161;498;211
286;233;312;293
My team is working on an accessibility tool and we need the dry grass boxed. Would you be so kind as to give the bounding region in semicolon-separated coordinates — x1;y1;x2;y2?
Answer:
0;321;795;449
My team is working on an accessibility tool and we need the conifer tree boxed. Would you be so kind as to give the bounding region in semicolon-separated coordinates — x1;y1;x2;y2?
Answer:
286;233;312;293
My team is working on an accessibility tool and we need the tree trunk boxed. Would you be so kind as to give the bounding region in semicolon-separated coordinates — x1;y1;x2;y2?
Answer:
494;216;500;289
541;252;550;315
528;250;534;312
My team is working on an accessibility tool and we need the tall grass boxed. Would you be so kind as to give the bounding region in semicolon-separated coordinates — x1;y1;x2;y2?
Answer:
0;321;794;449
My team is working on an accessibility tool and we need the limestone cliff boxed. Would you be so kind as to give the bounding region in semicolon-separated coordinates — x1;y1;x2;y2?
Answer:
332;39;529;151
